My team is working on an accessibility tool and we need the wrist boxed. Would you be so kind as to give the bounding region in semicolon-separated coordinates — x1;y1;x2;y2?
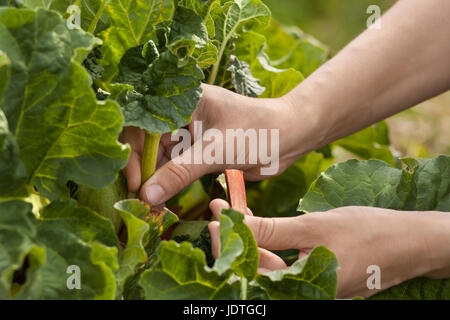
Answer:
278;89;325;159
415;211;450;279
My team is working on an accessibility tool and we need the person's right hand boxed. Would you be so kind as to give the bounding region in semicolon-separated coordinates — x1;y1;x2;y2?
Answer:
208;199;450;299
121;84;309;206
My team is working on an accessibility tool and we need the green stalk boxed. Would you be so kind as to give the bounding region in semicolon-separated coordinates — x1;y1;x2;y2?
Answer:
241;277;248;300
87;0;109;34
207;38;228;85
141;131;161;185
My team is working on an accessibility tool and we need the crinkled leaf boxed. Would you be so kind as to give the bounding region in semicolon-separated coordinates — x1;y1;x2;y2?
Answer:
207;0;270;85
171;221;214;267
118;51;204;134
116;41;158;91
82;46;105;80
193;39;218;68
0;200;118;299
139;241;237;300
0;8;129;200
19;0;111;34
41;200;119;248
139;207;259;299
254;246;338;299
167;6;208;60
298;156;450;299
99;0;174;81
298;156;450;212
182;0;218;38
227;55;264;97
216;0;270;45
371;278;450;300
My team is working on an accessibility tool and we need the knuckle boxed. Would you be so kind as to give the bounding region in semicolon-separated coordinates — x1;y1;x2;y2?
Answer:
257;217;276;247
165;161;192;189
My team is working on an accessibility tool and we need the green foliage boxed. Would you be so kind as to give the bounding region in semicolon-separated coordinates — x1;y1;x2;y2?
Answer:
0;0;447;301
255;246;338;299
139;209;338;299
0;109;27;197
0;200;118;299
0;8;129;200
171;221;214;266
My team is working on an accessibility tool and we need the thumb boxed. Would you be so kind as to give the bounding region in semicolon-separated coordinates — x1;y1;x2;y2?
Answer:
140;140;217;206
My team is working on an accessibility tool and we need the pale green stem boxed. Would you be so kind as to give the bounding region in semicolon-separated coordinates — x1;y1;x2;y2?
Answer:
207;36;229;85
241;277;248;300
141;131;161;185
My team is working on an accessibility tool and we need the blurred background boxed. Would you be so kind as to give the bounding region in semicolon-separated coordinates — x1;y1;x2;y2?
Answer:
264;0;450;157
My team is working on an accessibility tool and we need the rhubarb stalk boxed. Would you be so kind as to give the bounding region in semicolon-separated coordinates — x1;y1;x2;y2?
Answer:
224;169;248;214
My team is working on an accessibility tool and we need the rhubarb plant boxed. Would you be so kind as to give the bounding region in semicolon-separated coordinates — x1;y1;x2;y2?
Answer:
0;1;448;301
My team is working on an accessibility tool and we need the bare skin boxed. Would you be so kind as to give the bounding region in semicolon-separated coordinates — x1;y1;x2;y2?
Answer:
121;0;450;297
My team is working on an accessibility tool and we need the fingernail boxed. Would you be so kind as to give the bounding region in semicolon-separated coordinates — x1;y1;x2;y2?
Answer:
144;184;165;205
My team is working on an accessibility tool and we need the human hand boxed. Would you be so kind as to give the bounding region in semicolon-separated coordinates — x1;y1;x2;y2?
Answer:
208;199;450;298
121;84;307;206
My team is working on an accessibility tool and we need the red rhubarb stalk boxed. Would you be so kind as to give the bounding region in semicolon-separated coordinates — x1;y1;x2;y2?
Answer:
224;169;248;214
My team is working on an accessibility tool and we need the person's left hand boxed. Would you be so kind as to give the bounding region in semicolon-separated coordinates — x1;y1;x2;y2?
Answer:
208;199;449;298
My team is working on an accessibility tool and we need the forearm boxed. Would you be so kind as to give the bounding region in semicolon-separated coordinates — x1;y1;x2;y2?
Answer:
283;0;450;155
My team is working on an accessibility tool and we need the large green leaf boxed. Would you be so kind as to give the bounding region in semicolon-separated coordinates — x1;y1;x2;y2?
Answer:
18;0;111;34
40;200;119;248
139;241;238;300
167;6;208;60
0;8;129;200
298;156;450;299
0;200;118;299
207;0;270;85
215;0;270;45
254;246;338;299
99;0;174;81
371;278;450;300
117;50;204;134
298;156;450;212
